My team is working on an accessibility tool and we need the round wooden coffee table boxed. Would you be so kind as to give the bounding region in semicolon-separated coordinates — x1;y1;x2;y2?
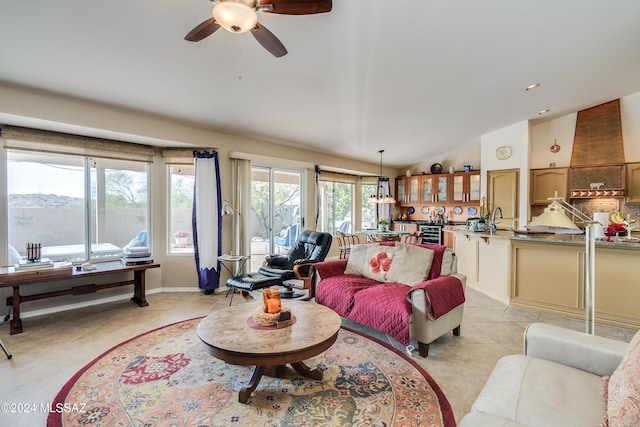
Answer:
197;300;341;403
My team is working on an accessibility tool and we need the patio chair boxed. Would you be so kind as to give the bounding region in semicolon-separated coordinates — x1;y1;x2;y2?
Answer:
274;224;299;253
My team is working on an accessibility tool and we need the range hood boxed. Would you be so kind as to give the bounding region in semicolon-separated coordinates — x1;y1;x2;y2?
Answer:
569;99;625;198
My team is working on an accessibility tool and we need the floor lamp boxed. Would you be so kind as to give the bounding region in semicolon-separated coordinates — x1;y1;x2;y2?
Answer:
526;197;600;334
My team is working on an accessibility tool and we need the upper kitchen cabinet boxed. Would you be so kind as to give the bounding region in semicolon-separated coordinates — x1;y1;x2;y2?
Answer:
451;171;480;204
626;163;640;203
421;174;448;204
396;176;420;205
530;168;569;205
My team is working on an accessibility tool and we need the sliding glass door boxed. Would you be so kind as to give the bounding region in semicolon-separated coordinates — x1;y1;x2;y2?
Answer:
249;166;304;270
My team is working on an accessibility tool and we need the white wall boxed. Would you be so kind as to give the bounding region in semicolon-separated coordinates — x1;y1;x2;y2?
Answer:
621;91;640;162
530;113;577;169
480;121;530;228
407;143;481;176
530;91;640;167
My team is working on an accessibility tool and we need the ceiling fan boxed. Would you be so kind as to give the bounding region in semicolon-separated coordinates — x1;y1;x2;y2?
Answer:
184;0;332;57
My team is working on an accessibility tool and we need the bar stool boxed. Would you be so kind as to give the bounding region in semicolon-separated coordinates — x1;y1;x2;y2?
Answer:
401;231;423;244
335;232;360;258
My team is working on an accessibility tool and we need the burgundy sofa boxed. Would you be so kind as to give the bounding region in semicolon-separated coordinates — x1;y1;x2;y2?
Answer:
311;242;466;357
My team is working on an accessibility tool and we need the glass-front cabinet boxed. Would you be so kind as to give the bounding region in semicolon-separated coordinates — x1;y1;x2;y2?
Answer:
421;174;448;203
397;171;480;207
451;171;481;204
437;176;448;203
396;176;419;205
422;176;433;203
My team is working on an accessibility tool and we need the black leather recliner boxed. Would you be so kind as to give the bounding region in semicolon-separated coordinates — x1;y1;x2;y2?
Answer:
259;230;333;282
226;230;332;302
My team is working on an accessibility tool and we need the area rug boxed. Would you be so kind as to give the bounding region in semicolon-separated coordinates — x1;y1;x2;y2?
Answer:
48;317;455;426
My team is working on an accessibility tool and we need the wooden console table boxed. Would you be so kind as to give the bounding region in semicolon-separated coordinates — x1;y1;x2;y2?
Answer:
0;261;160;334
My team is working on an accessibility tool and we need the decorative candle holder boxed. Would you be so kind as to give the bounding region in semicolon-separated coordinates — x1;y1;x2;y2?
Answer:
26;242;42;262
262;287;281;314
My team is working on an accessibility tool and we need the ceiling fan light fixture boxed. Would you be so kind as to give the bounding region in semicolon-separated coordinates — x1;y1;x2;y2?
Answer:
212;0;258;34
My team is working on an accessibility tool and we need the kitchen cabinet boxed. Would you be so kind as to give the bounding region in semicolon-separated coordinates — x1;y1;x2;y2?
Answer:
420;174;448;203
442;225;461;248
395;176;420;205
451;171;480;204
453;232;511;303
511;240;640;329
391;222;419;233
626;163;640;203
454;230;640;329
487;169;519;229
530;168;568;204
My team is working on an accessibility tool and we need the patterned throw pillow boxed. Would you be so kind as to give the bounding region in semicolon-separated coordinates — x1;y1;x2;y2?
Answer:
385;243;435;286
345;243;375;276
362;245;396;282
601;329;640;427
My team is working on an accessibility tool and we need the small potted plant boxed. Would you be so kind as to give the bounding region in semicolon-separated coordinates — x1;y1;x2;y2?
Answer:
465;216;488;232
174;230;190;247
377;218;389;232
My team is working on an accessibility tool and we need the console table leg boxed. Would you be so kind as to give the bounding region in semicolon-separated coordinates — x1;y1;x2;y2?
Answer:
10;286;22;335
291;361;323;380
239;365;265;404
131;270;149;307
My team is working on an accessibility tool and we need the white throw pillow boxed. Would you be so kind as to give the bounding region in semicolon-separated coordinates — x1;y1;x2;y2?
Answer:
344;243;375;276
385;243;434;286
362;244;396;282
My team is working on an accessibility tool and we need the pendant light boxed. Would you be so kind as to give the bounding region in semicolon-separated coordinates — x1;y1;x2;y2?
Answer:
368;150;396;204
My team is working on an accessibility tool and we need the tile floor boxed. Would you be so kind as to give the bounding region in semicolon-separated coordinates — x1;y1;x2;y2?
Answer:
0;287;636;426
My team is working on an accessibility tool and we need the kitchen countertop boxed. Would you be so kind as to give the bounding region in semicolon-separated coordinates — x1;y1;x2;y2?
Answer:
450;228;640;249
393;220;467;226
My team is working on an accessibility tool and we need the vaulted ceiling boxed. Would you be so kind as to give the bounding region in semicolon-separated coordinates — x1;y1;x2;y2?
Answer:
1;1;640;166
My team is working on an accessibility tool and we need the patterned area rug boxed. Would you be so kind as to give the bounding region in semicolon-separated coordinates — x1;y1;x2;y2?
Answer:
48;317;455;426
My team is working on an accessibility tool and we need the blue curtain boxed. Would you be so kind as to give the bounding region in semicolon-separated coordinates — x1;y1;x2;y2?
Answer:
314;165;321;229
192;151;222;291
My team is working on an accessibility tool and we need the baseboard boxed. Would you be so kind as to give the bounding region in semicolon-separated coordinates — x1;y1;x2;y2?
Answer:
12;287;202;321
466;283;510;305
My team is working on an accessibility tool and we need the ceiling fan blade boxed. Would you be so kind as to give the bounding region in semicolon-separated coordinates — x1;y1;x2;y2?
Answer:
260;0;332;15
184;17;221;42
251;23;288;57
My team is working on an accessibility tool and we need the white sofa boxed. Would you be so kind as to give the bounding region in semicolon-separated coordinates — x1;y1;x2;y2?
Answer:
459;323;630;426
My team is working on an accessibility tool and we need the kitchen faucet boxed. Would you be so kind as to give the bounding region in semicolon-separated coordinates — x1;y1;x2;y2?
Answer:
490;207;503;232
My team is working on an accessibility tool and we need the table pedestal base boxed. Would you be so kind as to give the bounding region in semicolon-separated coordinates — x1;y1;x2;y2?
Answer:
239;361;323;404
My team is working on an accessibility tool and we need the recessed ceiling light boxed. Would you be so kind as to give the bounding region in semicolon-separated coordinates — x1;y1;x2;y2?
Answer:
525;83;540;92
538;109;550;115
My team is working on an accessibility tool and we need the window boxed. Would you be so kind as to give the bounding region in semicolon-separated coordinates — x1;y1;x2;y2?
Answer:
168;164;195;254
7;151;150;263
361;183;376;229
319;180;354;234
250;166;303;262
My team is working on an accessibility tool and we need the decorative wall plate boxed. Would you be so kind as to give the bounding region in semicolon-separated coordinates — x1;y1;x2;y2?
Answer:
453;206;463;215
496;145;512;160
435;206;445;215
407;207;415;214
467;207;477;215
421;206;430;214
430;163;443;174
